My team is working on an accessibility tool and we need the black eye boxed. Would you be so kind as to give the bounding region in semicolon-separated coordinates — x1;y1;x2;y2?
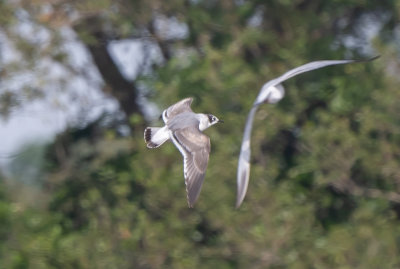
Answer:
208;114;214;122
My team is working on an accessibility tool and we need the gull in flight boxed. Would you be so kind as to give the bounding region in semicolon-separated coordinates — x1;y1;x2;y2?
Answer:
144;97;223;207
236;56;379;208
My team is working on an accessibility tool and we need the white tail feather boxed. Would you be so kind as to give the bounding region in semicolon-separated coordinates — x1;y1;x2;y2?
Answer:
144;126;170;148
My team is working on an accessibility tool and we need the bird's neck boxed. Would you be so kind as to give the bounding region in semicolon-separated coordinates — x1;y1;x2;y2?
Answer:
198;114;210;131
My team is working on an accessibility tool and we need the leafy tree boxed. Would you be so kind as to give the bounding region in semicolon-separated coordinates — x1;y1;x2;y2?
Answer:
1;0;400;268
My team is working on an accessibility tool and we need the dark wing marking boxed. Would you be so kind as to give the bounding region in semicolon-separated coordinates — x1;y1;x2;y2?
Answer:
162;98;194;123
171;127;210;207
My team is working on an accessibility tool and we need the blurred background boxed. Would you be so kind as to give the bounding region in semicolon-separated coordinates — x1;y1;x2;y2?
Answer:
0;0;400;268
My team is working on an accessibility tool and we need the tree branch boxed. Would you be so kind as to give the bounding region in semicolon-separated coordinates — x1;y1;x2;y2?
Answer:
74;16;145;122
148;20;171;61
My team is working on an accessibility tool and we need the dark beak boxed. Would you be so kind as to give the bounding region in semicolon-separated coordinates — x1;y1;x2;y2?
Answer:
219;119;224;123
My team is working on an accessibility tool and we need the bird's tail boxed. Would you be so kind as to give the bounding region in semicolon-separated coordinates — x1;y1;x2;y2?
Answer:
144;126;169;148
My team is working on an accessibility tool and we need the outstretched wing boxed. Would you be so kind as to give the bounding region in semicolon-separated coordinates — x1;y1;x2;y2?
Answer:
236;106;257;208
236;56;379;207
171;127;210;208
162;98;194;123
254;56;379;106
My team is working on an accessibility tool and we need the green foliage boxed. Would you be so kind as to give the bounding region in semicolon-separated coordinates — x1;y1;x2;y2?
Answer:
1;0;400;268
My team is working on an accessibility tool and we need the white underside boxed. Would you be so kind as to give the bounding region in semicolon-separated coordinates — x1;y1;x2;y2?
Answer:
151;126;170;146
256;84;285;104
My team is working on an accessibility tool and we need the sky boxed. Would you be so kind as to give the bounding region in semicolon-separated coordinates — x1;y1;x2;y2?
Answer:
0;13;189;170
0;27;143;168
0;102;65;164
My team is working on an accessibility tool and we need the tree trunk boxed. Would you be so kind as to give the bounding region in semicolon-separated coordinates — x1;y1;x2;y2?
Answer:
74;16;144;122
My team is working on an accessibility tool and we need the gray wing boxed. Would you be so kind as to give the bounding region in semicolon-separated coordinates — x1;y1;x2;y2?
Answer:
236;106;257;208
171;127;211;207
162;98;194;123
254;56;379;106
236;56;379;207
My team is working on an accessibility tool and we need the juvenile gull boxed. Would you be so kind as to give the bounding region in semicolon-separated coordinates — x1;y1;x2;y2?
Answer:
236;56;379;208
144;97;223;207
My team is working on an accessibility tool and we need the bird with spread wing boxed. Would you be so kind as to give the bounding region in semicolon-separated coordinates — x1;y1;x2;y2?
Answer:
236;56;379;208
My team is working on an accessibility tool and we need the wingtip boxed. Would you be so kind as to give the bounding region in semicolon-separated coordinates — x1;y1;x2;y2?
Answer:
186;190;197;208
187;197;196;208
185;97;194;104
236;162;250;209
353;55;381;63
235;189;246;208
368;55;381;61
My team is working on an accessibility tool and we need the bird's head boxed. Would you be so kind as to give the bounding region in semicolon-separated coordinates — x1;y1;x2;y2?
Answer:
198;113;223;131
207;114;223;125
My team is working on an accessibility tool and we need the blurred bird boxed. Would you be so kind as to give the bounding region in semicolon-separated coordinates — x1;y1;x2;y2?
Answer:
236;56;379;208
144;97;223;207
